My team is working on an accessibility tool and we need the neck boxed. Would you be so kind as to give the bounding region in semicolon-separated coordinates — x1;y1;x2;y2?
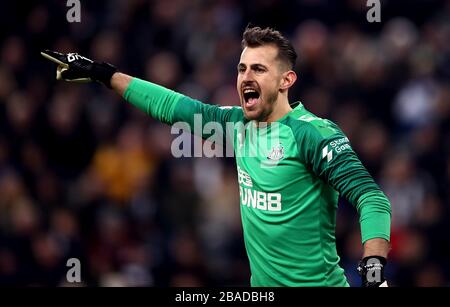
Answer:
264;95;292;123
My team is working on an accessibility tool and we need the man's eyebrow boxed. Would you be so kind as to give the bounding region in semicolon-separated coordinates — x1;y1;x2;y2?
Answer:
250;63;268;70
237;63;268;70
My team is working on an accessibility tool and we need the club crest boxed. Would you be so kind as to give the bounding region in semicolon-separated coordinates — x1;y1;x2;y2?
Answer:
267;143;284;161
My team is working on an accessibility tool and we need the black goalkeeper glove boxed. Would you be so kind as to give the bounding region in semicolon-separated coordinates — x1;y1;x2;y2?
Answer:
40;50;117;88
357;256;388;287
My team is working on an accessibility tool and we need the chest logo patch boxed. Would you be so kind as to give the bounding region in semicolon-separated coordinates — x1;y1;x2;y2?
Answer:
267;143;284;161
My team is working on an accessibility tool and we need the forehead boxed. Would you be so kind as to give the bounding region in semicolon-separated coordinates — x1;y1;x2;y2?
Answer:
239;45;279;66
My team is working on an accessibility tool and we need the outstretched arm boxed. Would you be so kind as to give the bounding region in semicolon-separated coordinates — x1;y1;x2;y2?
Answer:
41;49;245;144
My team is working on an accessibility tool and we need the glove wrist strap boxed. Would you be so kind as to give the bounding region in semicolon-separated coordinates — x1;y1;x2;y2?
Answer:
92;62;117;88
357;256;387;287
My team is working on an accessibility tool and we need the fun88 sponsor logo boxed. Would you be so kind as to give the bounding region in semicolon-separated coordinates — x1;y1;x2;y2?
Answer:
237;166;282;212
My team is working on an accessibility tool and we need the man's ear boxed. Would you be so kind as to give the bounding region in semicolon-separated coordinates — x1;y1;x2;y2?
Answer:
280;70;297;91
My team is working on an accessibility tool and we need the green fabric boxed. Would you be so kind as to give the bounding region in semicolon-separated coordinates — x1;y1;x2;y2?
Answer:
285;105;392;244
357;191;391;243
123;77;183;125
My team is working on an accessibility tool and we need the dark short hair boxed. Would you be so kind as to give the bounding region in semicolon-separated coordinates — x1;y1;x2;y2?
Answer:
241;26;297;70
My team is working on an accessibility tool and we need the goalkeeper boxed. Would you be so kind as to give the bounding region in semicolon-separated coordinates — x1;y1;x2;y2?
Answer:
41;26;391;287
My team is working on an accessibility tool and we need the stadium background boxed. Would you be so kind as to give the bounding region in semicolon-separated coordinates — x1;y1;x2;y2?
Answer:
0;0;449;286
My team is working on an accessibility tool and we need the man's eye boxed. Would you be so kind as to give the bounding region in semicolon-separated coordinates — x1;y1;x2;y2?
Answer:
255;67;265;73
238;67;246;73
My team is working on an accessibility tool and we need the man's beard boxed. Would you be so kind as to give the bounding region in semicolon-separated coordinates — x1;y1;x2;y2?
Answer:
243;90;278;122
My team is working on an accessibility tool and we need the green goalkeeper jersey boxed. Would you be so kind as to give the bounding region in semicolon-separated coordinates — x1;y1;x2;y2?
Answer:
123;78;391;287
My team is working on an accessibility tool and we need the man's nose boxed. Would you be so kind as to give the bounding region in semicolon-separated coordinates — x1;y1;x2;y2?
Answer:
241;69;254;82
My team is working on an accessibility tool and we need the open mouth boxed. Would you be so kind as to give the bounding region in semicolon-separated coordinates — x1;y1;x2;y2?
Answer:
243;88;261;108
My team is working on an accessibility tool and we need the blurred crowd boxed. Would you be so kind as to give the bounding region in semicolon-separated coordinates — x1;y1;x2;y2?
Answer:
0;0;449;286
